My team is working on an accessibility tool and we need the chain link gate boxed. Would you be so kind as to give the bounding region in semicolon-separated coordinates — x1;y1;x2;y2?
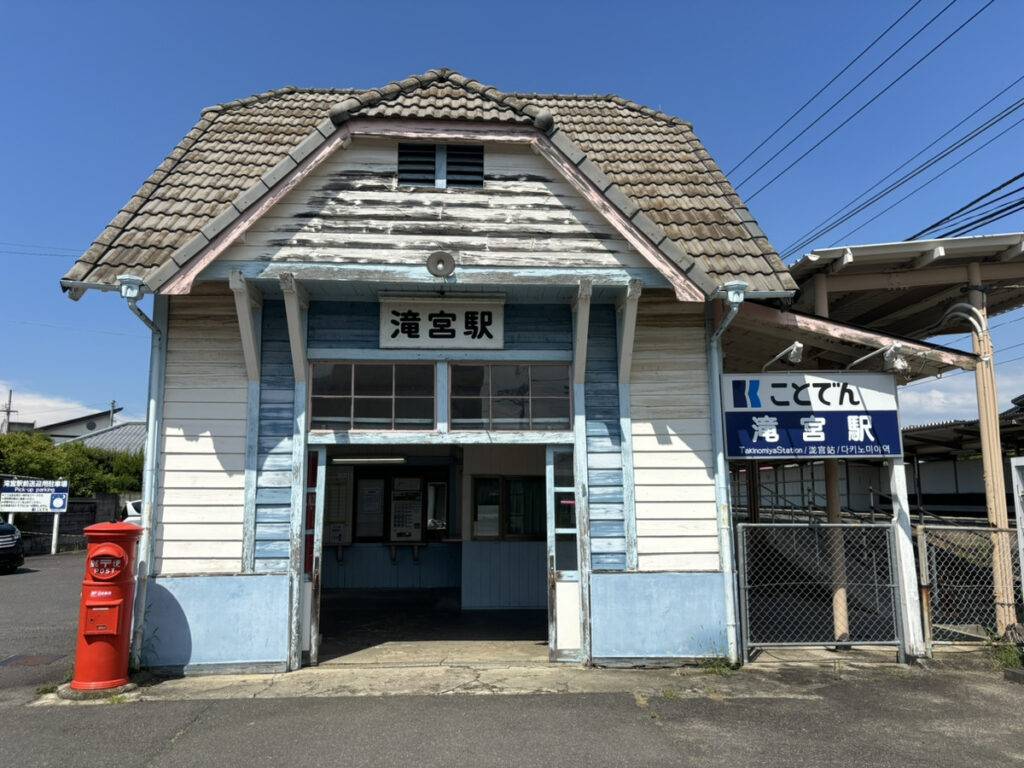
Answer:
916;526;1023;646
737;523;904;662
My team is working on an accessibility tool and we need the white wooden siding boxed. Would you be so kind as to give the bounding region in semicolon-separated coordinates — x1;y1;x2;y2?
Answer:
157;283;247;575
629;299;719;572
217;139;648;271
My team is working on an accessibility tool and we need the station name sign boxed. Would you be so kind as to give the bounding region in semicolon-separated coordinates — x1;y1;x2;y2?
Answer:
0;478;70;513
379;296;505;350
722;372;901;460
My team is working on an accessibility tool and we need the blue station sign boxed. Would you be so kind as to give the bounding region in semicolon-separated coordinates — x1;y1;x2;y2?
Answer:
722;372;902;460
0;478;71;513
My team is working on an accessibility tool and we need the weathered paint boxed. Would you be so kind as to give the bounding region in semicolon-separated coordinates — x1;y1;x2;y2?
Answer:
590;572;728;658
585;304;626;571
141;574;289;669
323;543;461;589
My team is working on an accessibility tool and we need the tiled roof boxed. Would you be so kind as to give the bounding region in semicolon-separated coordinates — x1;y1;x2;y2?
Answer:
64;421;147;454
63;69;795;295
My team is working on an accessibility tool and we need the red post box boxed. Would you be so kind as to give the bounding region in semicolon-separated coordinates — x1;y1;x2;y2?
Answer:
71;522;143;691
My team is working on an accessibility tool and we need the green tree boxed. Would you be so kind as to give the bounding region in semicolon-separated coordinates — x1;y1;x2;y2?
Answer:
0;432;143;496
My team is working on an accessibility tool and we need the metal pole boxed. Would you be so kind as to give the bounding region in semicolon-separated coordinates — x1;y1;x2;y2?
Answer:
889;457;925;658
50;512;59;555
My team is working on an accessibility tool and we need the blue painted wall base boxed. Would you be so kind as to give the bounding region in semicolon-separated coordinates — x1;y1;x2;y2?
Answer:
141;574;289;668
590;572;729;658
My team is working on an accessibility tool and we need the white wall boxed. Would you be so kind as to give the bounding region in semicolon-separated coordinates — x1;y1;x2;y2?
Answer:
629;297;718;571
157;283;247;574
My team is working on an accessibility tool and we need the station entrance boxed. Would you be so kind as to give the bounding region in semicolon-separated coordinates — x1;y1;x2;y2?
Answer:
299;443;582;664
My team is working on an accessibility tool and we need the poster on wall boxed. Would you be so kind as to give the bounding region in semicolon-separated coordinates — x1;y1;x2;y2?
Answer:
325;466;354;546
390;478;423;542
355;479;385;539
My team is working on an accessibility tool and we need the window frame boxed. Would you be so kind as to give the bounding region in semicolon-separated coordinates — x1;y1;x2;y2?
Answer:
309;361;437;432
397;143;484;189
471;475;547;542
449;362;572;432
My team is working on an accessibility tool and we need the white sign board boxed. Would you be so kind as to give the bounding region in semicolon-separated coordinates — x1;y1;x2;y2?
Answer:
0;478;70;513
722;372;902;460
380;297;504;349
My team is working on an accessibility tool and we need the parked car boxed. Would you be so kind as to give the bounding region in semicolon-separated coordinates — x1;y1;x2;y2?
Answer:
0;521;25;574
121;499;142;526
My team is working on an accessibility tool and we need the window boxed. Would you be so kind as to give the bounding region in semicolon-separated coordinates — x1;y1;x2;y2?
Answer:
310;363;435;430
398;143;484;188
472;476;545;540
451;363;571;431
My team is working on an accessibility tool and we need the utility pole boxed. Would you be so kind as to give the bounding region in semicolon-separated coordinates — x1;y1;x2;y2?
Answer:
1;390;15;434
109;400;117;427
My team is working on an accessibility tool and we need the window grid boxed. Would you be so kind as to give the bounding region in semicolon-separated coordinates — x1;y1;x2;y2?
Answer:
310;362;436;431
450;363;572;432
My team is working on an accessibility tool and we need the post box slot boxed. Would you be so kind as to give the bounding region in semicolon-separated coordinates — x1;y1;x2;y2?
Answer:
84;601;122;636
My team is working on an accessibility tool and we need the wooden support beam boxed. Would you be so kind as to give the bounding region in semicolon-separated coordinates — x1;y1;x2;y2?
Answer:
617;279;642;384
830;248;854;273
573;279;593;386
279;272;310;384
229;270;263;382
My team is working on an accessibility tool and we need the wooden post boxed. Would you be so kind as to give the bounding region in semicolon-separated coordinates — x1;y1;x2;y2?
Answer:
890;458;925;658
967;262;1015;635
813;274;850;641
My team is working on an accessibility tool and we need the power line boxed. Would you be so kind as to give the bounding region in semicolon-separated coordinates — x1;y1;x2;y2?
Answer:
780;73;1024;260
0;249;80;259
939;195;1024;238
0;241;80;253
926;182;1024;235
725;0;924;177
0;319;147;339
743;0;996;203
910;169;1024;239
903;349;1024;388
734;0;961;192
824;111;1024;245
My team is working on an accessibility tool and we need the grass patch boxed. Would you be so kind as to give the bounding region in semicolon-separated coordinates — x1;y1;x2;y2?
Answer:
698;656;736;676
107;694;127;705
987;643;1024;670
36;666;73;696
661;688;681;699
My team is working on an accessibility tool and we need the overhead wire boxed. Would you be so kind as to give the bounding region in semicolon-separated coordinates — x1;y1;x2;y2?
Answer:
725;0;924;177
742;0;997;203
779;74;1024;261
733;0;961;192
823;110;1024;245
910;169;1024;238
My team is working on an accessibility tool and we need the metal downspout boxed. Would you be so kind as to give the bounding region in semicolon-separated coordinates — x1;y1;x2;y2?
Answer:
129;295;167;668
707;281;747;664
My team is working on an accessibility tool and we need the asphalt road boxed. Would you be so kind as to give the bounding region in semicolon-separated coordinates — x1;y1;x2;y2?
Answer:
2;550;1023;767
0;551;83;705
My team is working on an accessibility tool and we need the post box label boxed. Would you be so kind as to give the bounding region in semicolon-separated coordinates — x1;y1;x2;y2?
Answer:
90;556;123;577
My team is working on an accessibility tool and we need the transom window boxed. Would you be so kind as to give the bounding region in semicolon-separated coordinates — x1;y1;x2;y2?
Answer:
398;143;484;188
450;363;571;431
311;363;435;431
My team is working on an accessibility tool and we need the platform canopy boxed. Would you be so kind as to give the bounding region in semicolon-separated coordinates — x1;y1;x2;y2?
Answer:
788;233;1024;338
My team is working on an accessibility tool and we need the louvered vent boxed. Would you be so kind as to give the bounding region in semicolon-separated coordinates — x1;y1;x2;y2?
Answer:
398;143;436;186
446;145;484;187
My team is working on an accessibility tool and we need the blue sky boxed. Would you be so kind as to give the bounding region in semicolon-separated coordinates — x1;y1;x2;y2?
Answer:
1;0;1022;427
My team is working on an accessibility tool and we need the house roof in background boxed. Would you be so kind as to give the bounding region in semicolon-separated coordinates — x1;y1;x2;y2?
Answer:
62;68;796;297
39;407;122;431
64;421;146;454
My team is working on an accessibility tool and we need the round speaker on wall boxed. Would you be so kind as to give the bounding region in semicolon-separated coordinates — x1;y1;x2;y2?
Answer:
426;250;456;277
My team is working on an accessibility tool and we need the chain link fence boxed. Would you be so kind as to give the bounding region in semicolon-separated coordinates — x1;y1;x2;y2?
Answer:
916;526;1023;645
737;523;903;661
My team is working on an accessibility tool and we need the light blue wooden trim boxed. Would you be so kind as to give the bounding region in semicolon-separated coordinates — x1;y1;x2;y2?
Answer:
307;348;573;362
131;293;168;669
307;430;574;445
242;379;261;573
287;304;309;671
242;297;264;573
310;445;327;665
436;362;450;433
545;445;557;659
616;310;638;572
573;382;592;665
200;261;670;289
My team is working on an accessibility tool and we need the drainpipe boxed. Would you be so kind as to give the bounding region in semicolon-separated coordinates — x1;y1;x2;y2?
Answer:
116;275;166;668
707;281;747;664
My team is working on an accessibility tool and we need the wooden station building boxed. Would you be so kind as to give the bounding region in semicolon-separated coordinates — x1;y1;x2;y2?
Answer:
61;70;977;672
